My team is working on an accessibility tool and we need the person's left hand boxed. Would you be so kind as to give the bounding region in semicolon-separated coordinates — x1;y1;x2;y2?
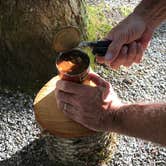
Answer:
55;73;122;132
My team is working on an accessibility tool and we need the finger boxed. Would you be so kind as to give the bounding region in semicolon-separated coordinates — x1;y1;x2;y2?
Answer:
135;43;143;63
88;73;109;88
58;101;82;122
62;104;83;124
55;89;77;106
110;45;128;69
96;55;105;64
105;39;124;64
88;73;114;102
88;73;116;99
140;28;153;50
56;80;98;95
125;42;137;67
58;101;76;116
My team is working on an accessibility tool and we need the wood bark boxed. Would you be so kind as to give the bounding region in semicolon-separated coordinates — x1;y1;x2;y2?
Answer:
44;132;117;166
0;0;87;89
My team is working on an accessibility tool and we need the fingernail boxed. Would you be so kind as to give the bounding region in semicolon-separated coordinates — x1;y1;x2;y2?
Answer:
105;53;112;60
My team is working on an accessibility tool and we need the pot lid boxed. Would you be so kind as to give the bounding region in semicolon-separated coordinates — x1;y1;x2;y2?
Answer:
53;26;81;52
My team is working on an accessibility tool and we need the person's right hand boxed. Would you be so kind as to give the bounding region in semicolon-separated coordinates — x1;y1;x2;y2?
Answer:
96;13;154;69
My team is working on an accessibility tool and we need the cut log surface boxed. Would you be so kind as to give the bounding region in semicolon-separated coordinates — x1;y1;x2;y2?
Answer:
34;76;96;138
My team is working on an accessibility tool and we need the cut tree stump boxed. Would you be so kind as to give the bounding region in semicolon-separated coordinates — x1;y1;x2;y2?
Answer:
34;75;117;166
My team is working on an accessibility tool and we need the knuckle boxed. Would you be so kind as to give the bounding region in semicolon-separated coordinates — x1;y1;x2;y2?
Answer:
108;45;119;56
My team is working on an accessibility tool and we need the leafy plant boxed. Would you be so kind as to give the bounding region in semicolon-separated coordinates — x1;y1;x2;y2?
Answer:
85;2;112;68
119;6;132;17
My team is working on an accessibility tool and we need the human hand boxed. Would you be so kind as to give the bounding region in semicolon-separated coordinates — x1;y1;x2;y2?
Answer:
96;13;154;69
55;73;122;132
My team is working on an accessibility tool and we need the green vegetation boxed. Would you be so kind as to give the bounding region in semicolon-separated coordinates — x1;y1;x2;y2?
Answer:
86;3;112;41
85;2;112;68
84;3;133;68
119;6;132;17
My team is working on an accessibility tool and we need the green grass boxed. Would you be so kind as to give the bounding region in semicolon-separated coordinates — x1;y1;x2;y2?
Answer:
84;2;112;68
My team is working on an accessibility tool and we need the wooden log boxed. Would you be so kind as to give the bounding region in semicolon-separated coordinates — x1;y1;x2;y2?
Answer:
34;75;117;165
44;132;117;166
34;76;95;137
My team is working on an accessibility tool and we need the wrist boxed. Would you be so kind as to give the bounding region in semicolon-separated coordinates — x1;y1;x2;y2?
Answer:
132;10;156;32
133;0;166;30
105;102;126;132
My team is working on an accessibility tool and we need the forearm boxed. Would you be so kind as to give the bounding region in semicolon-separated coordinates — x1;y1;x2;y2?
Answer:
109;103;166;146
134;0;166;29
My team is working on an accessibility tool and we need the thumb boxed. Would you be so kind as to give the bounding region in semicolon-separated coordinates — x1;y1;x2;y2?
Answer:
88;73;110;88
105;39;124;63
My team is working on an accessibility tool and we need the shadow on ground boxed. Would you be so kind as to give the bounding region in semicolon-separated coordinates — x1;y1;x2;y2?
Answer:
0;138;54;166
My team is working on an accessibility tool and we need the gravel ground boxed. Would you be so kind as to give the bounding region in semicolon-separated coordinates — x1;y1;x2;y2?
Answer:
0;0;166;165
